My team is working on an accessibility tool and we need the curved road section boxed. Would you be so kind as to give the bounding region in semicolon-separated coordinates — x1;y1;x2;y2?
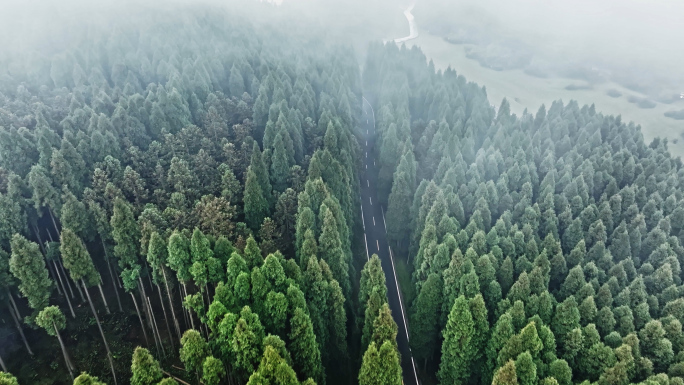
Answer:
361;96;420;385
394;4;419;44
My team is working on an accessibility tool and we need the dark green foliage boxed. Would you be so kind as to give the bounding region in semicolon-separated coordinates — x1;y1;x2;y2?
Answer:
10;234;52;310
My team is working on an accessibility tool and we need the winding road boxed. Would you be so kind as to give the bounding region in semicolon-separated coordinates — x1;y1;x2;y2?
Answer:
360;96;419;385
394;4;418;44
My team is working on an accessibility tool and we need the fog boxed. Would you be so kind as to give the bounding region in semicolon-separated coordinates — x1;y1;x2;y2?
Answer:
1;0;682;103
417;0;684;101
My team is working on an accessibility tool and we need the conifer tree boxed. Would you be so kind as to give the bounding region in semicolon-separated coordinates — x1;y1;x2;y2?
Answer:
439;296;476;385
410;272;442;367
131;347;162;385
9;234;52;311
289;307;324;385
36;306;75;381
359;341;402;385
244;167;269;231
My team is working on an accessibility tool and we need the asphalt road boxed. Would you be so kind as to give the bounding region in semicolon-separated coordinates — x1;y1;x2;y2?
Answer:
360;96;419;385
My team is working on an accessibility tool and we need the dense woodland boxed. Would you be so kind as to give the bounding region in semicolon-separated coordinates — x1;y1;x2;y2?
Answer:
2;3;684;385
368;42;684;385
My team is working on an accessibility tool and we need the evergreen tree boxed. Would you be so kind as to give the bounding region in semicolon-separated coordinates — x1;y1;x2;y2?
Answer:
131;347;163;385
359;341;402;385
244;167;269;231
289;307;324;385
9;234;52;311
439;296;476;385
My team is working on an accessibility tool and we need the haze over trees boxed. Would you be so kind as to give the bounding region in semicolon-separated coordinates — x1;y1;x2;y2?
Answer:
1;1;684;385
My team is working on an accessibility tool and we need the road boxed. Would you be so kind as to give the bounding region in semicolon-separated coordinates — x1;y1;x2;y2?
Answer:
394;4;419;44
360;96;419;385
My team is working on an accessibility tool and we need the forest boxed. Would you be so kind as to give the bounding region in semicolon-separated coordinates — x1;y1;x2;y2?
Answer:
2;2;684;385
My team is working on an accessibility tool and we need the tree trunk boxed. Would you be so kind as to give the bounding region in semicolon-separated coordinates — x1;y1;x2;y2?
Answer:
156;283;175;351
138;278;153;330
182;283;196;330
130;292;150;347
98;284;111;314
7;301;33;355
54;322;75;382
7;289;22;321
55;257;76;300
102;238;123;311
0;352;6;372
70;265;86;303
48;207;60;239
83;280;118;385
33;223;63;296
162;267;182;340
52;260;76;318
147;296;166;357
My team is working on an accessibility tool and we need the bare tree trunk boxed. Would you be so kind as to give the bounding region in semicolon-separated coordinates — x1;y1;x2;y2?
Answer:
48;207;60;239
69;264;86;303
162;267;182;340
56;257;76;300
0;352;6;372
7;301;33;355
7;289;22;321
54;322;75;382
156;283;175;351
131;292;150;347
138;278;153;329
182;283;196;330
147;296;166;357
83;280;118;385
97;284;111;314
52;260;76;318
102;238;123;311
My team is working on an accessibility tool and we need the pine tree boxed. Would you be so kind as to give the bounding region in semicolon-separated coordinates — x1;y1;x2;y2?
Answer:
439;296;476;385
386;142;416;249
410;272;442;366
202;356;226;385
180;330;209;378
73;373;106;385
36;306;75;381
244;167;269;231
289;307;324;385
9;234;52;311
359;341;402;385
131;347;163;385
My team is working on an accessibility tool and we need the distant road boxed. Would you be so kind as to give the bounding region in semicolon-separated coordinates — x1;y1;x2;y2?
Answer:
394;5;419;43
360;96;420;385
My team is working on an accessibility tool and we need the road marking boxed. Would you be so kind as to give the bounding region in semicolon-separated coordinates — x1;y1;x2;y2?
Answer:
366;140;367;147
366;152;367;158
367;119;369;124
370;197;373;205
376;240;380;251
374;160;375;166
381;207;387;232
361;204;365;230
388;244;410;342
363;233;369;261
367;180;369;187
366;164;367;169
373;216;376;226
367;129;368;135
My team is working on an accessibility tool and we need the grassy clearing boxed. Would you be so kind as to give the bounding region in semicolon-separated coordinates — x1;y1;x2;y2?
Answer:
405;33;684;157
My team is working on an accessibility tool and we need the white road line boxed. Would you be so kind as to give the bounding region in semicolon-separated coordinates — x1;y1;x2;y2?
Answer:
367;180;369;187
370;197;373;205
381;207;387;232
367;129;369;135
367;119;369;124
363;233;369;261
366;140;367;146
366;152;367;158
376;240;380;251
410;357;419;385
373;216;376;226
374;160;376;166
388;245;410;342
360;204;365;230
366;164;367;169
